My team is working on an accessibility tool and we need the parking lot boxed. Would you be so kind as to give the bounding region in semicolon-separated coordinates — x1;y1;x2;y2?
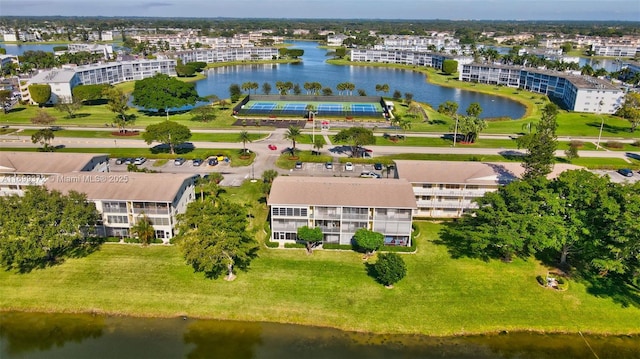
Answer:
592;169;640;184
289;161;390;178
109;157;230;174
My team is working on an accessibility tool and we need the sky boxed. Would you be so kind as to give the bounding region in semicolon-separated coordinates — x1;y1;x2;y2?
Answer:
0;0;638;21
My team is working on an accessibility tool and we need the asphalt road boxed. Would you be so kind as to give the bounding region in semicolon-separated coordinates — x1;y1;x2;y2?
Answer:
2;127;639;186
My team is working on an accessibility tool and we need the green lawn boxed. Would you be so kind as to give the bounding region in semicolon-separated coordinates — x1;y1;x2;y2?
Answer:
1;219;638;335
15;129;267;143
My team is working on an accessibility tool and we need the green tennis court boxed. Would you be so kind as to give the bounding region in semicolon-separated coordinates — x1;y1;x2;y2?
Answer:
233;95;390;119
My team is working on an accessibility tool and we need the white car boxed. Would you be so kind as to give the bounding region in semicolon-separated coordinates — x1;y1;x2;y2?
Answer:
360;171;381;179
345;162;354;171
133;157;146;165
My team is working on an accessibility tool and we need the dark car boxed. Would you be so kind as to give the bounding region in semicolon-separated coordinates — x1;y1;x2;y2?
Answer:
124;158;134;165
373;163;383;171
208;157;219;166
174;157;186;166
192;158;203;167
115;158;127;165
617;168;633;177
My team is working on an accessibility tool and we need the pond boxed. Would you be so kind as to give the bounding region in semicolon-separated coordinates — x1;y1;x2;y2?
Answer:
1;312;638;359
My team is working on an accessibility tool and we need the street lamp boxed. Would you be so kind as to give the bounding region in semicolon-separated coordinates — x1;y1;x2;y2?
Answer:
311;111;317;143
453;114;459;147
596;100;605;149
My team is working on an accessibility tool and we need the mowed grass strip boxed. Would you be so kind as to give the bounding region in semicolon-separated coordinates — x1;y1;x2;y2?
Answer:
1;222;638;336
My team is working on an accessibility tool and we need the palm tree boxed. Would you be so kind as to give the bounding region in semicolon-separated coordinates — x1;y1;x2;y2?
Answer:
313;137;324;155
238;130;252;156
284;126;302;157
131;213;155;246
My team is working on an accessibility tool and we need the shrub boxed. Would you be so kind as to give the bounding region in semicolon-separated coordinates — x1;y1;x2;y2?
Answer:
380;244;416;252
124;237;140;244
557;278;565;285
372;253;407;286
284;242;306;249
536;275;545;286
633;139;640;147
265;240;279;248
104;237;121;243
323;243;353;250
605;141;624;149
569;140;584;148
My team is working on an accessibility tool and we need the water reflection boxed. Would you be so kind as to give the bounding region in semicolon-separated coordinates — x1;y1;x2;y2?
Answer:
0;312;104;356
1;312;639;359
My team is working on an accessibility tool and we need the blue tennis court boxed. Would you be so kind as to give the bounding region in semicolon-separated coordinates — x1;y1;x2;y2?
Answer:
283;103;307;111
351;104;377;112
317;104;344;112
249;102;277;110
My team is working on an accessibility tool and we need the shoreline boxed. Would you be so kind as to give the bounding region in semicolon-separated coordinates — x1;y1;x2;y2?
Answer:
2;308;640;337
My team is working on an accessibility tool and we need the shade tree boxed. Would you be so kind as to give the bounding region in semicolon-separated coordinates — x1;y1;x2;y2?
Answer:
142;120;192;155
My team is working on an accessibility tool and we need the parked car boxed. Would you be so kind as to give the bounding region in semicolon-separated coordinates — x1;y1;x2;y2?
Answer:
373;163;383;171
617;168;633;177
295;161;303;169
345;162;354;171
133;157;146;165
208;157;219;166
174;157;186;166
124;158;134;165
192;158;203;167
325;162;333;169
115;158;126;165
360;171;381;178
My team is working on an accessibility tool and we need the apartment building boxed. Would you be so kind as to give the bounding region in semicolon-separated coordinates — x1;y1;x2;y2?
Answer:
66;43;114;60
173;47;279;64
72;59;177;85
590;44;639;57
0;152;109;197
268;177;416;247
394;160;582;218
459;63;624;114
26;68;81;104
45;172;197;241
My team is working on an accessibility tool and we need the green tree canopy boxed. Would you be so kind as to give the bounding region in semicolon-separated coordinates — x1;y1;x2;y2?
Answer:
353;228;384;256
0;187;100;272
176;199;259;280
372;253;407;287
131;73;203;114
442;59;458;75
31;128;55;151
517;103;559;180
28;84;51;107
296;226;324;253
131;213;155;246
72;84;110;104
103;87;135;132
229;83;242;102
284;126;302;156
332;127;376;158
615;92;640;132
142;120;192;155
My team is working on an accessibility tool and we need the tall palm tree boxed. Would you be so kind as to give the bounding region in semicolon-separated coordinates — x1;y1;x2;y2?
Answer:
284;126;302;157
238;130;252;155
131;213;155;246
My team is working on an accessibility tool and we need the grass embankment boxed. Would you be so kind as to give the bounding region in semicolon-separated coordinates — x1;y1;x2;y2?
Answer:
1;217;639;335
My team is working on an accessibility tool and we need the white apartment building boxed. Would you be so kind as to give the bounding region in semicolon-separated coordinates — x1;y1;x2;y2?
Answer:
66;43;114;60
591;44;639;57
0;152;109;197
350;49;473;72
268;177;416;247
173;47;279;64
72;59;177;85
459;63;624;114
394;160;583;218
27;68;80;104
45;172;197;241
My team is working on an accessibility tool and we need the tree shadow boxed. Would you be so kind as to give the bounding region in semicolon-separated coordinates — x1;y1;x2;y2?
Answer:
434;221;491;261
498;150;525;161
583;274;640;308
150;143;195;154
364;261;382;284
4;107;26;114
68;113;90;119
428;119;447;125
585;121;629;135
10;239;104;274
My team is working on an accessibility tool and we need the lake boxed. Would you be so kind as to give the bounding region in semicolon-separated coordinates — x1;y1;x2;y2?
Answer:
1;312;639;359
195;41;526;119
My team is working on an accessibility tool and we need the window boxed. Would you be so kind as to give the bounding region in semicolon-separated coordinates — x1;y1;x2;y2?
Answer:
107;215;128;224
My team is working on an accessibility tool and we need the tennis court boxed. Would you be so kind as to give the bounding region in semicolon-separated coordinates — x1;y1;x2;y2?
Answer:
351;104;378;113
249;102;277;111
233;95;390;120
317;104;344;113
283;103;308;111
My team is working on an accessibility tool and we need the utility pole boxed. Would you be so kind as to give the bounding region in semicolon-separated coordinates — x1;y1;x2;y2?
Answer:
596;100;605;149
453;114;459;147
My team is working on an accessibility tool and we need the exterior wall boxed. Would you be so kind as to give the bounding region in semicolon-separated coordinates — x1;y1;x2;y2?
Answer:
174;48;278;64
591;44;639;57
459;63;624;114
412;183;499;218
270;205;413;246
74;59;177;86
